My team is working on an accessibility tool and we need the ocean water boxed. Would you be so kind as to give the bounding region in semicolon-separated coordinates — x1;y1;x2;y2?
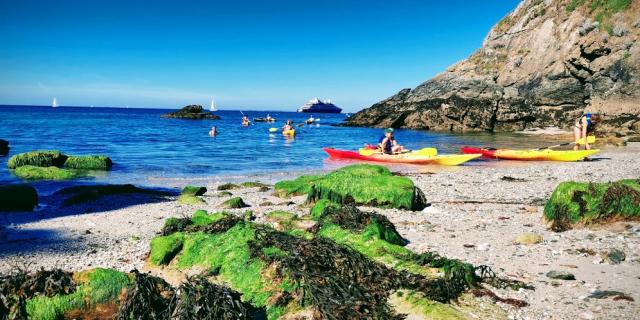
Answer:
0;105;558;192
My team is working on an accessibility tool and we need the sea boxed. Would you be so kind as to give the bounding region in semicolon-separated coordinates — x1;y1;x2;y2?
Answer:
0;105;559;194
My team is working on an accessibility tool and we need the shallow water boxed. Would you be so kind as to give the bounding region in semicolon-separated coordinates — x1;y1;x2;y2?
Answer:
0;105;564;192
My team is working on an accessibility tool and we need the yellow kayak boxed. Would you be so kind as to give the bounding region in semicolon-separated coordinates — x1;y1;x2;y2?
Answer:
283;129;296;136
324;148;481;166
461;147;599;162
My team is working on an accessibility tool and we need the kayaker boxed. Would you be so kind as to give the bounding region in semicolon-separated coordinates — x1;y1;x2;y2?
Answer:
573;113;601;150
242;116;250;126
282;120;293;131
379;128;405;154
266;114;273;121
208;126;218;136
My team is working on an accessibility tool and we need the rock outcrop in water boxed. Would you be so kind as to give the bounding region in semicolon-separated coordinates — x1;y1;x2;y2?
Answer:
344;0;640;135
0;139;8;156
161;105;220;120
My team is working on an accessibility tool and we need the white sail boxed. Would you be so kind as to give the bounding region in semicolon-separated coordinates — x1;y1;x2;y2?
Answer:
52;97;59;108
210;97;217;111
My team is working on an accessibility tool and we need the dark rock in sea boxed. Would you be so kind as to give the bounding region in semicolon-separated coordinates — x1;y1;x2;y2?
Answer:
161;105;220;120
54;184;171;206
0;139;9;156
546;270;576;280
343;0;640;135
0;184;38;212
605;248;626;264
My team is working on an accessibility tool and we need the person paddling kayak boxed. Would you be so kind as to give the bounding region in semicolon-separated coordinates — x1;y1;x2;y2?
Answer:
282;120;293;131
573;113;601;151
379;128;405;154
242;116;250;126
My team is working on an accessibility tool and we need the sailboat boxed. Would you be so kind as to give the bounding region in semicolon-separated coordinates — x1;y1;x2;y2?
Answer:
52;97;59;108
210;97;217;112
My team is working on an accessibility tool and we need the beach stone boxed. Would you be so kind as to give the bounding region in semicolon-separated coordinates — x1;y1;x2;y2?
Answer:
579;312;594;320
514;232;543;245
546;270;576;280
181;186;207;196
605;248;626;264
476;243;490;251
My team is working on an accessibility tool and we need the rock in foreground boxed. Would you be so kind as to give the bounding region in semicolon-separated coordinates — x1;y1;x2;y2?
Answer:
544;179;640;231
161;105;220;120
0;184;38;211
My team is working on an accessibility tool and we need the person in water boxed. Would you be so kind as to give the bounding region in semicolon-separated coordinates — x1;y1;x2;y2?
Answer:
242;116;250;126
574;113;601;150
208;126;218;136
266;114;273;121
282;120;293;131
379;128;404;154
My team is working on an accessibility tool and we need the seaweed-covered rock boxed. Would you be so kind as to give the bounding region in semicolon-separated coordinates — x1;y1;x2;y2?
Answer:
181;185;207;196
63;155;113;170
220;196;249;209
178;194;206;205
240;181;270;188
55;184;170;206
217;183;240;191
275;164;427;210
161;105;220;120
12;165;84;180
544;179;640;231
0;184;38;212
0;139;8;156
7;150;68;169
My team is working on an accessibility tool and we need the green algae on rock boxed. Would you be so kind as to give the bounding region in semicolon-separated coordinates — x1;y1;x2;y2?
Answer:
220;196;249;209
63;155;113;170
544;179;640;231
217;183;240;191
7;150;68;169
177;194;206;205
275;164;427;210
12;165;85;180
0;184;38;212
240;181;270;188
181;185;207;196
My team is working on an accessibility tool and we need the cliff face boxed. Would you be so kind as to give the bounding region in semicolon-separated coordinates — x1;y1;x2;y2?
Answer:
345;0;640;135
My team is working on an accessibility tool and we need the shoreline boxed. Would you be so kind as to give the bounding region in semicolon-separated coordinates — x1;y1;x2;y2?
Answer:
0;145;639;319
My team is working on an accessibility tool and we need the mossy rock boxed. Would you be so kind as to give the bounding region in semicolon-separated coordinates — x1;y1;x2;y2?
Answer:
0;184;38;211
150;233;185;265
181;185;207;196
240;181;270;188
544;179;640;231
12;165;85;180
275;164;427;210
217;191;233;197
0;139;8;156
310;199;339;220
178;194;206;205
217;183;240;191
220;197;249;209
63;155;113;170
55;184;169;206
7;150;68;169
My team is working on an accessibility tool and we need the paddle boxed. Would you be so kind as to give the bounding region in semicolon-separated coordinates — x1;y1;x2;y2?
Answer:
537;136;596;150
269;128;278;133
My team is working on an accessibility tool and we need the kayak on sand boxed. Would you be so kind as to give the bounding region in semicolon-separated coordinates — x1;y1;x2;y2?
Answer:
323;148;481;166
460;147;599;162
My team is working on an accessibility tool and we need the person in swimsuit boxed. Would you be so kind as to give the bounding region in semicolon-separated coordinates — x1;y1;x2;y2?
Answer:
573;113;601;150
208;126;218;136
379;128;404;154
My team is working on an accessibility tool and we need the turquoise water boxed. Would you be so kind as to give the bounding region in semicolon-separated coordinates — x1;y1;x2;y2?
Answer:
0;105;558;191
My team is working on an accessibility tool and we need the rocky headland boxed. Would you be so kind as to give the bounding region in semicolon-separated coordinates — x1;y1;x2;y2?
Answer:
344;0;640;135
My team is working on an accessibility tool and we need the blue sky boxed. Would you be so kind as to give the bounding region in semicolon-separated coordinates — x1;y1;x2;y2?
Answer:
0;0;520;111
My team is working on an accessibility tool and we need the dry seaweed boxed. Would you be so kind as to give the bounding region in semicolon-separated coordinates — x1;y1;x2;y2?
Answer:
171;275;266;320
116;270;175;320
185;216;244;234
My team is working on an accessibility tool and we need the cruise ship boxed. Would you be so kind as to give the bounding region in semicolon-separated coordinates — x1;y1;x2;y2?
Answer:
297;98;342;113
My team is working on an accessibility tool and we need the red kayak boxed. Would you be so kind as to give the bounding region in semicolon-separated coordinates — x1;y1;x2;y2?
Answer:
323;148;481;166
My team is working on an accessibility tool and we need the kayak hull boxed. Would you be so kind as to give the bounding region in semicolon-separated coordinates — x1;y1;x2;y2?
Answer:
323;148;481;166
460;147;599;162
283;129;296;136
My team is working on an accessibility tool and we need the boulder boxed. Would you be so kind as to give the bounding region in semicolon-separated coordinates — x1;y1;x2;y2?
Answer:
12;165;84;180
0;184;38;211
220;196;249;209
63;155;113;170
181;186;207;196
546;270;575;280
161;105;220;120
7;150;68;169
343;0;640;135
0;139;8;156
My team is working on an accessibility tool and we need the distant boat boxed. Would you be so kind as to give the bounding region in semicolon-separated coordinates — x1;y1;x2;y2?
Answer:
52;97;59;108
297;98;341;113
210;97;217;112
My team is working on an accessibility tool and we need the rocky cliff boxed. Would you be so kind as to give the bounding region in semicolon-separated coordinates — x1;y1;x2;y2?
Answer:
344;0;640;135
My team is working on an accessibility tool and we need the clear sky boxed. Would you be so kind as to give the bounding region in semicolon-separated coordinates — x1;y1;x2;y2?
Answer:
0;0;520;111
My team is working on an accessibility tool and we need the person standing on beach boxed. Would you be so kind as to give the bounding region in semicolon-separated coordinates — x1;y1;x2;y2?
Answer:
573;113;601;150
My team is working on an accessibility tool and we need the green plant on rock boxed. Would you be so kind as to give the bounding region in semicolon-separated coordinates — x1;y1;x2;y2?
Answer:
181;185;207;196
220;196;249;209
217;183;240;191
12;165;85;180
177;194;205;205
240;181;269;188
63;155;113;170
7;150;68;169
544;179;640;231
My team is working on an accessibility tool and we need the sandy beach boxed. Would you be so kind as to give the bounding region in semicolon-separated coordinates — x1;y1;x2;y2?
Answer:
1;144;639;319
